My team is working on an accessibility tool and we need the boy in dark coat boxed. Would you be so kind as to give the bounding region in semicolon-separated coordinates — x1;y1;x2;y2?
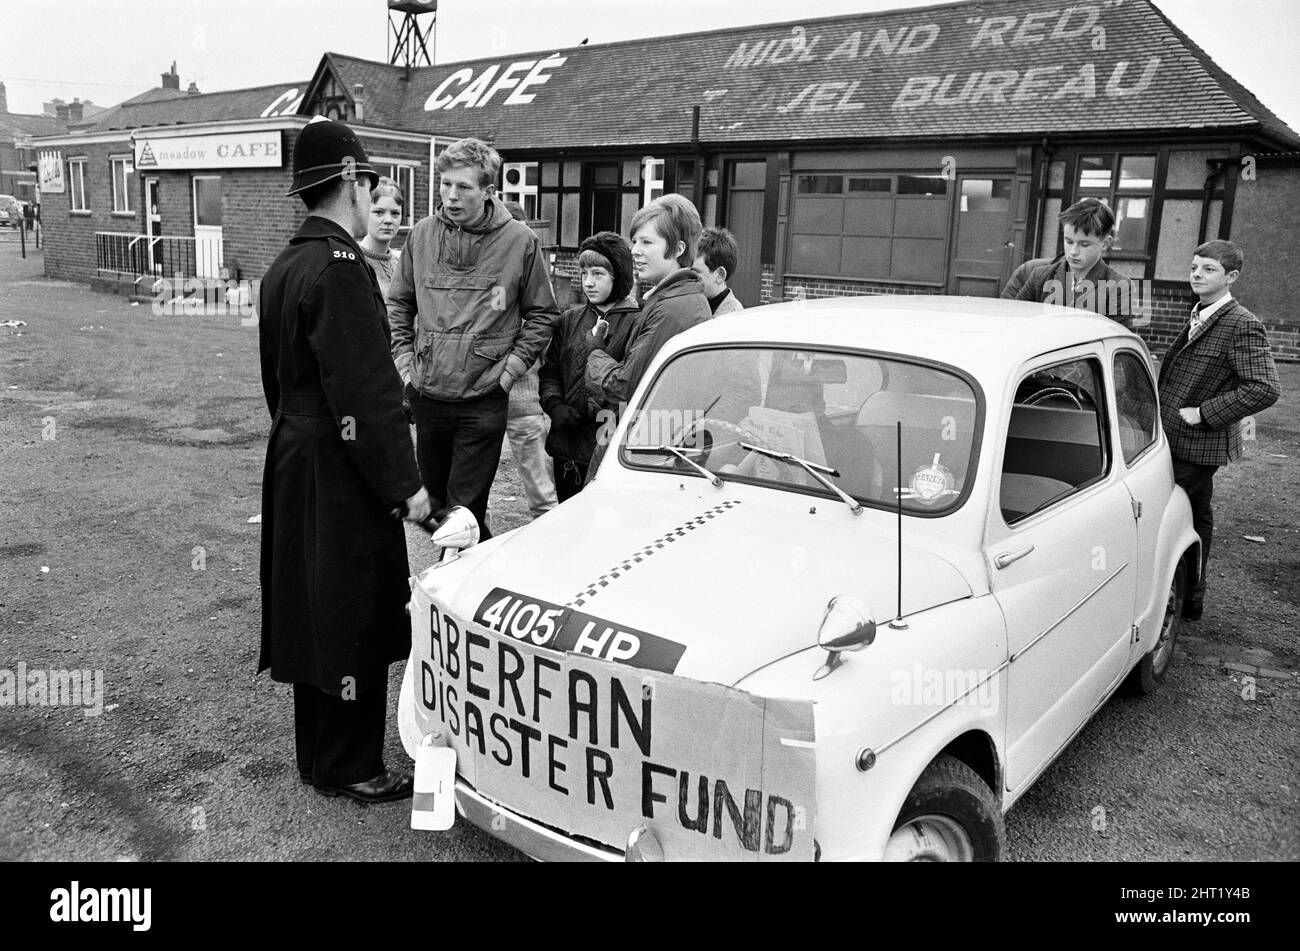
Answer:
259;119;431;803
539;231;638;499
1158;240;1280;619
1009;198;1135;326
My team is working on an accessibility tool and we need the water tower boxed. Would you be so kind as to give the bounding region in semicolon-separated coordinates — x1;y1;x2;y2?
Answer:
388;0;438;74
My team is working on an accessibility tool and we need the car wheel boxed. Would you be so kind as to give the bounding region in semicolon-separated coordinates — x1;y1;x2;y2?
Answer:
1126;559;1185;695
884;754;1004;861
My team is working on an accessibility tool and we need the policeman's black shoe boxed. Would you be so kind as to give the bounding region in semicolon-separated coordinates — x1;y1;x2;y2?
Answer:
313;769;414;804
298;770;312;785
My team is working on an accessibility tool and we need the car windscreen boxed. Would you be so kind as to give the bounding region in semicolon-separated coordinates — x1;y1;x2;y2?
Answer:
619;347;980;514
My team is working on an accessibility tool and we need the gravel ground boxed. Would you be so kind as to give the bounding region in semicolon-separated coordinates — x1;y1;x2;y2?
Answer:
1;237;1296;862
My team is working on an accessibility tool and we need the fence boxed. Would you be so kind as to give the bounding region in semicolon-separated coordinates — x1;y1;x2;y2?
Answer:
94;232;224;283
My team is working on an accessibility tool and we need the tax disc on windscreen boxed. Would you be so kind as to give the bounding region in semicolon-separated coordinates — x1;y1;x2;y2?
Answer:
910;453;955;505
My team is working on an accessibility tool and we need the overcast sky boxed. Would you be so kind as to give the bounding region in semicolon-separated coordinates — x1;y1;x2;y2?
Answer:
4;0;1297;131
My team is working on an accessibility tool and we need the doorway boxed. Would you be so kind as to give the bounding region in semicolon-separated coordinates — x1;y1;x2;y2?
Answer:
947;176;1014;297
145;178;162;275
192;175;223;278
723;160;766;307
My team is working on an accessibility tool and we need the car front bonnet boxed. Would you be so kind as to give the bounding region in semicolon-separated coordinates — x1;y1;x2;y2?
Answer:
425;483;973;685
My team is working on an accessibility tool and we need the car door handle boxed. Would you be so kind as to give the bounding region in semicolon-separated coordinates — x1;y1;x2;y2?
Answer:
994;546;1035;569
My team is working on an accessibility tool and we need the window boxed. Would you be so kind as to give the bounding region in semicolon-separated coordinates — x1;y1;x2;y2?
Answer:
789;172;949;284
643;157;664;205
501;161;538;219
587;162;621;236
1113;351;1159;465
1076;154;1156;253
373;160;417;228
1000;358;1109;524
68;158;88;211
193;175;222;227
110;155;135;214
622;346;979;515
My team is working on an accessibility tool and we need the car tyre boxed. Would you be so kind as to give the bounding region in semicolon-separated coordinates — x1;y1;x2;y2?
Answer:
885;754;1004;862
1126;559;1185;695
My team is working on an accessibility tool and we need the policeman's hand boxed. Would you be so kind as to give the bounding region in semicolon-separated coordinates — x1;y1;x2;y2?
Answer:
404;487;432;524
549;404;581;428
1178;406;1203;426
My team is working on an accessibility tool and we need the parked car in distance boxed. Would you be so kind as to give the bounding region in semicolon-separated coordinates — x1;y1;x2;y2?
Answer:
398;295;1199;862
0;194;22;228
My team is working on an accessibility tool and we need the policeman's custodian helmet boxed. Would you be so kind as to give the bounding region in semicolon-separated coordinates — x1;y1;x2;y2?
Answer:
286;117;379;196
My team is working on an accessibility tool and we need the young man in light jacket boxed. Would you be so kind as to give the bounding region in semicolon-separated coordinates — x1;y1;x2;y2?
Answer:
388;138;559;539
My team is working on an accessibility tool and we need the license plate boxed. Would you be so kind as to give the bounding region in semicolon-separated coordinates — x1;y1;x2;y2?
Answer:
411;739;457;831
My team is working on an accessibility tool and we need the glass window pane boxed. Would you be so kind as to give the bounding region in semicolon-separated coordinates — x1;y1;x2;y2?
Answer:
1002;358;1107;523
525;163;538;187
1047;160;1067;190
541;162;559;187
848;177;891;193
195;177;222;227
561;192;580;246
563;161;582;187
625;347;978;513
592;163;618;187
797;175;842;195
676;160;696;187
897;175;947;196
1113;196;1149;252
731;161;765;188
1119;155;1155;191
1113;351;1159;464
1078;155;1114;190
959;178;1010;213
621;159;641;187
539;191;557;232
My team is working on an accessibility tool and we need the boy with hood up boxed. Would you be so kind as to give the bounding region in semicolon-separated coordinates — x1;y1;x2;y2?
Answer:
539;231;639;499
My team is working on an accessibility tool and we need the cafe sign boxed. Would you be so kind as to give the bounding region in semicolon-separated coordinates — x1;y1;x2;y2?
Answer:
133;130;283;170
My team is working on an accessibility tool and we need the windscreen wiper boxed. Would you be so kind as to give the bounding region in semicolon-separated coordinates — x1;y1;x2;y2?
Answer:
739;442;862;515
625;445;724;487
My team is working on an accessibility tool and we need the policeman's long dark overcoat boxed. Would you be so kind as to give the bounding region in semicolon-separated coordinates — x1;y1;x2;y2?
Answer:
258;216;422;694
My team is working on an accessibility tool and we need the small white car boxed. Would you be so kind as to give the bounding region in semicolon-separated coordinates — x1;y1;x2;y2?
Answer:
398;295;1198;862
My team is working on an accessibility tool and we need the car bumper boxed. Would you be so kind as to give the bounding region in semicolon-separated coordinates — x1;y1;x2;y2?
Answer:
456;781;624;862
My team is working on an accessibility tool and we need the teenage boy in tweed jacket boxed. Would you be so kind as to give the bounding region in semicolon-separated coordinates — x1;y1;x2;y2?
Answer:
1158;240;1280;619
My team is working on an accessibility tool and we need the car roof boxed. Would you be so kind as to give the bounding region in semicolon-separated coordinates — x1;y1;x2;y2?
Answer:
674;295;1140;370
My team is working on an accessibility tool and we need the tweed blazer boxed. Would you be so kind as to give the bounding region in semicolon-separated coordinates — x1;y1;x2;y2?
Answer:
1157;298;1280;466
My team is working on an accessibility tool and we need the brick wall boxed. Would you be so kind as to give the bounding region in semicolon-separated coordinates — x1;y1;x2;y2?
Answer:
41;139;140;282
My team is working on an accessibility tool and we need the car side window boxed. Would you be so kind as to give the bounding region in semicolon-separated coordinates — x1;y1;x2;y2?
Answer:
1112;350;1159;465
1000;357;1110;524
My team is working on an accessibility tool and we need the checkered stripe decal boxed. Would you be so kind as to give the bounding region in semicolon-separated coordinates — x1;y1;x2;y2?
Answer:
567;500;743;608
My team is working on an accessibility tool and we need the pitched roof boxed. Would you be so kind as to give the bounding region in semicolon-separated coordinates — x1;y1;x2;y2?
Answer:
319;0;1298;151
0;111;65;142
78;82;307;132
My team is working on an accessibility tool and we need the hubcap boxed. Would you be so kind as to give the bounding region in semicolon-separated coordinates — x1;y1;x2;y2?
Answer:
1152;578;1181;675
884;815;975;862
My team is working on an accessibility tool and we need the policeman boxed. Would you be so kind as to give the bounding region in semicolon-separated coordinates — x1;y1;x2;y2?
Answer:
258;118;431;803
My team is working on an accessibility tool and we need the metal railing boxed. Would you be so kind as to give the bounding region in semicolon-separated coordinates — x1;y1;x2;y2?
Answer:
95;232;224;282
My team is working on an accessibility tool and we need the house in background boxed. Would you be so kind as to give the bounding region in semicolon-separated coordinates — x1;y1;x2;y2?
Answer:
31;0;1300;358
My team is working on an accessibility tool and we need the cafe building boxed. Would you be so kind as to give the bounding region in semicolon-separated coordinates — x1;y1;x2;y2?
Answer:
33;0;1300;356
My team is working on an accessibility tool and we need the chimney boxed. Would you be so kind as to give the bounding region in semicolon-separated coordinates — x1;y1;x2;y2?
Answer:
0;82;7;115
161;61;180;90
56;103;71;121
68;98;84;123
187;82;201;96
353;84;365;123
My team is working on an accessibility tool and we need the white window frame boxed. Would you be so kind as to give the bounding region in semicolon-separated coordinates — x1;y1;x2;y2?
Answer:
643;157;664;206
372;159;418;229
501;161;539;219
68;158;89;212
110;155;135;214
